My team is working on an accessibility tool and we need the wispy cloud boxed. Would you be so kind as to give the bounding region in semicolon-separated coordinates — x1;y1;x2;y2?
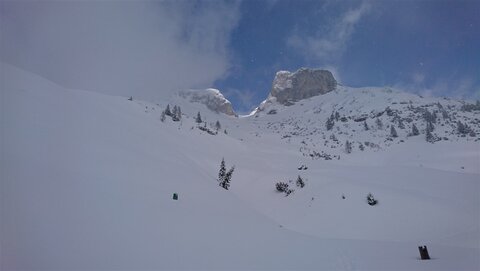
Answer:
396;76;480;100
0;1;240;100
287;1;372;63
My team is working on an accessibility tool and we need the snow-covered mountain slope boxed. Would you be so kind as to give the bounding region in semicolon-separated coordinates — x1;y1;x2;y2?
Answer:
1;63;479;270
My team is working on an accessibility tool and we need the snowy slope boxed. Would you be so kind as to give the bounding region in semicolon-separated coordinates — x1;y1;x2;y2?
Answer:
1;63;479;270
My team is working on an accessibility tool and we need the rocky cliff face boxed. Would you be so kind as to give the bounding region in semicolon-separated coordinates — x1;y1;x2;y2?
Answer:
269;68;337;106
179;88;237;117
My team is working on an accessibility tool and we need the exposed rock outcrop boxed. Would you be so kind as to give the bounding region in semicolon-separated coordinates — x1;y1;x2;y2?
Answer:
252;68;337;115
269;68;337;105
179;88;237;117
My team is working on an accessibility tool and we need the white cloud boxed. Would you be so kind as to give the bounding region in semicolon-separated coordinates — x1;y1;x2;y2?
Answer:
396;76;479;100
412;72;425;84
0;1;240;100
287;1;371;62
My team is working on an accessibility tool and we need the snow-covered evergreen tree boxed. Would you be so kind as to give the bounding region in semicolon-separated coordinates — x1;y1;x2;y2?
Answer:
411;123;419;136
345;140;352;154
426;121;434;132
423;109;436;124
165;104;172;116
177;106;182;121
363;120;369;131
426;128;435;143
221;166;234;190
390;126;398;138
296;175;305;188
218;158;233;190
196;112;202;124
218;158;226;184
172;105;181;121
160;111;166;122
215;120;221;131
457;121;468;135
375;118;383;129
326;113;335;130
367;193;378;206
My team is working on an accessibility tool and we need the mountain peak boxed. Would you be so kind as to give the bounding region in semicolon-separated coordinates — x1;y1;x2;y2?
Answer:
252;68;337;114
270;68;337;106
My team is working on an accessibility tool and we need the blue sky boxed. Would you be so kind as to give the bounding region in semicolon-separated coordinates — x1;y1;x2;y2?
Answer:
215;0;480;113
1;0;479;113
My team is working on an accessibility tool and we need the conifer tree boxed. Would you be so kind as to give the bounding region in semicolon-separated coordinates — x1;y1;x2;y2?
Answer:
196;112;202;123
363;120;369;131
160;111;166;122
165;104;172;116
172;105;181;121
221;166;235;190
326;113;335;130
296;175;305;188
457;121;467;134
426;120;434;132
375;118;383;129
411;123;419;136
398;119;405;129
176;106;182;121
345;140;352;154
426;128;435;143
218;158;226;185
390;125;398;138
215;120;221;131
334;111;340;121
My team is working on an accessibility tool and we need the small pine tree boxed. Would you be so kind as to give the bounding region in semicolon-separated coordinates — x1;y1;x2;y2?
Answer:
457;121;467;134
165;104;172;116
326;113;335;130
359;143;365;151
390;125;398;138
367;193;378;206
411;123;419;136
426;121;434;132
375;118;383;129
426;128;435;143
172;105;181;121
218;158;226;184
276;182;289;192
160;111;166;122
398;119;405;129
334;111;340;121
177;106;182;121
218;158;233;190
215;120;221;131
363;120;369;131
345;140;352;154
275;182;293;195
221;166;234;190
296;175;305;188
196;112;202;124
423;109;436;124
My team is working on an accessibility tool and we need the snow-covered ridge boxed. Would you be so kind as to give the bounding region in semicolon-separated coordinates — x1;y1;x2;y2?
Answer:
179;88;237;117
248;85;480;167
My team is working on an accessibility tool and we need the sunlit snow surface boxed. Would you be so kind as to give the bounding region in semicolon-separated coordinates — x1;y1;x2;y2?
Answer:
1;63;478;270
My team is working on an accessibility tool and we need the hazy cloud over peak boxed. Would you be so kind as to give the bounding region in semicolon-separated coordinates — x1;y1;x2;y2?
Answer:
0;1;240;100
287;1;372;63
